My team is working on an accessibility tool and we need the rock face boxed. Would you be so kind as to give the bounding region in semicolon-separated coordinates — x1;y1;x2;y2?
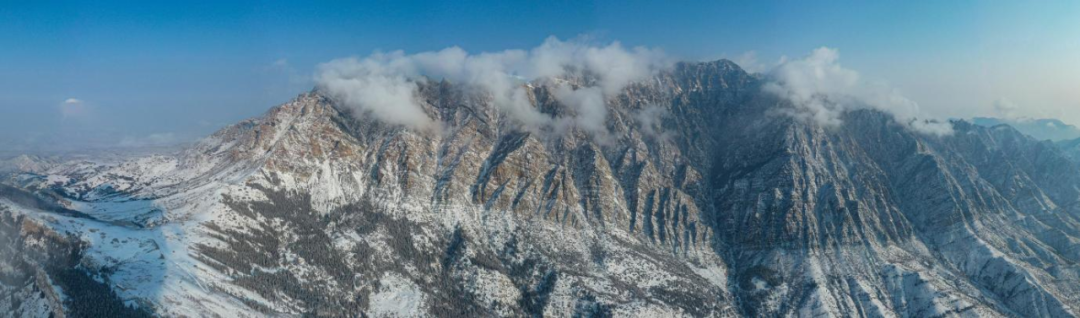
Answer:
4;60;1080;317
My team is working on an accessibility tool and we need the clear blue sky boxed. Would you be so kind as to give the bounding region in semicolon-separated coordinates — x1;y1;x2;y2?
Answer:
2;0;1078;151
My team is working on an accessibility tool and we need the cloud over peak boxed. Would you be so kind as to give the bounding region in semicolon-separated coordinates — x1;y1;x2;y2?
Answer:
315;37;670;134
318;40;953;138
763;47;952;136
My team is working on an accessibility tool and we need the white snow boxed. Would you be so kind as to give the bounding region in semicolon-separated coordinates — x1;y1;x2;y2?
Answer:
369;273;425;318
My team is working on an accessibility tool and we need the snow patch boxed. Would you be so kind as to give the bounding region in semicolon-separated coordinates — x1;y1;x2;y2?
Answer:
369;273;426;317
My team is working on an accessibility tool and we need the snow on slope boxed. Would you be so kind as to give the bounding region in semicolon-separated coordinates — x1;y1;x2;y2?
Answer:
5;61;1080;317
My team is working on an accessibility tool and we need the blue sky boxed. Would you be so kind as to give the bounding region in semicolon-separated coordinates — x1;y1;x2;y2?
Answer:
2;1;1078;150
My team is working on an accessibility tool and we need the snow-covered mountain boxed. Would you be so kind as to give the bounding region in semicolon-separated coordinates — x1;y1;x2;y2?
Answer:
4;60;1080;317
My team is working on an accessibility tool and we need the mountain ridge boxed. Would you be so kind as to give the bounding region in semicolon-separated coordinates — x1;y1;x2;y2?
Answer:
3;60;1080;317
972;117;1080;142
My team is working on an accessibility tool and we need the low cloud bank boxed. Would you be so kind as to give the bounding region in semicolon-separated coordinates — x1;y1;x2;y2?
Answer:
315;37;670;133
318;41;951;137
763;48;952;136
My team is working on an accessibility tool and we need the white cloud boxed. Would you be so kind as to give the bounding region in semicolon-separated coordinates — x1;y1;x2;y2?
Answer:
634;105;671;140
992;98;1021;119
764;47;952;136
315;37;671;135
60;98;87;118
552;85;607;136
316;57;437;130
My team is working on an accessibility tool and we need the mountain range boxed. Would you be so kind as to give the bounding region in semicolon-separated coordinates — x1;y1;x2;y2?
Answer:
972;117;1080;142
4;60;1080;317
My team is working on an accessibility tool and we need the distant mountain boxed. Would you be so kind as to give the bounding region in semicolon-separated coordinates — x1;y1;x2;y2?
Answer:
5;60;1080;317
973;117;1080;141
